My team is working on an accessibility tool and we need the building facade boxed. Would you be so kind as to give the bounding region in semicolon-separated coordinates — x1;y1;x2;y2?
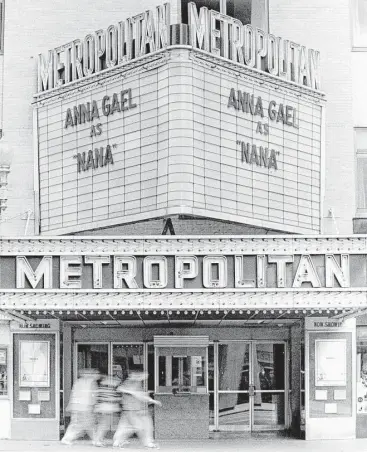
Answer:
0;0;364;444
0;235;362;441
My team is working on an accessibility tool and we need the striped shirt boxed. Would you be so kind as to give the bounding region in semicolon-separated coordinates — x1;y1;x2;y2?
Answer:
95;378;121;413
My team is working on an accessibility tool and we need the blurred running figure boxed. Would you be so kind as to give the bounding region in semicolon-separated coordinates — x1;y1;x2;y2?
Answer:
94;375;121;447
113;371;162;449
61;368;99;445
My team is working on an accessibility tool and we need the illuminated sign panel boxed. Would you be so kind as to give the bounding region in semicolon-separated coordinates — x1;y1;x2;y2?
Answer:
0;252;361;290
36;47;323;235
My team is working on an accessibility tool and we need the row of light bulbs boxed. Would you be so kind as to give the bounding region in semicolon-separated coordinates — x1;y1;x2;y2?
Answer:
19;308;349;316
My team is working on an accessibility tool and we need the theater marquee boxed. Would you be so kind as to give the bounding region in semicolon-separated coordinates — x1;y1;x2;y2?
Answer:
0;252;361;290
35;2;324;236
0;237;366;313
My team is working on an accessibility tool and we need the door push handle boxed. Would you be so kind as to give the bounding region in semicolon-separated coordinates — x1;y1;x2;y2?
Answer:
249;385;256;397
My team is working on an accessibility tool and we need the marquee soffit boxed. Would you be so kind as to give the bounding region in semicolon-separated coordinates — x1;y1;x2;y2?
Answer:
0;288;365;313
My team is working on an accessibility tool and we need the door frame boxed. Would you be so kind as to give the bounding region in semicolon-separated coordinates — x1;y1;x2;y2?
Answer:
214;340;289;432
111;342;147;390
72;338;289;434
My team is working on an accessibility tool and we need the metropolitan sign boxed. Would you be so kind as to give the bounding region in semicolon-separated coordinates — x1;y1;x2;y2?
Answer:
1;252;360;290
38;2;320;92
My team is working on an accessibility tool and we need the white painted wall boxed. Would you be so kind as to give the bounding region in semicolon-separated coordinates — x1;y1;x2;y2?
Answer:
270;0;354;234
352;53;367;127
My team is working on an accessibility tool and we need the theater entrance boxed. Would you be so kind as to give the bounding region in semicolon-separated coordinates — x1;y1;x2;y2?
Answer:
214;341;288;432
71;338;289;436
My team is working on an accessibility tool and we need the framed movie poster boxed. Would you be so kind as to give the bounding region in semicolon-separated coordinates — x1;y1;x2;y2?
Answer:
19;341;50;387
315;339;347;387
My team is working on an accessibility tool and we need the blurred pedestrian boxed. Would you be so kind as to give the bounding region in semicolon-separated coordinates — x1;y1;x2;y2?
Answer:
61;368;99;445
94;374;121;447
113;371;162;449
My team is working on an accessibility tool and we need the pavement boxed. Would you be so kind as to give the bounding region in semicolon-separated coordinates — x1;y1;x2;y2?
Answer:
1;433;367;453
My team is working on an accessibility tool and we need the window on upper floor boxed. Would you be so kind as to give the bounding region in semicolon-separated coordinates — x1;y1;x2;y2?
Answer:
0;1;4;54
356;129;367;212
180;0;268;31
352;0;367;48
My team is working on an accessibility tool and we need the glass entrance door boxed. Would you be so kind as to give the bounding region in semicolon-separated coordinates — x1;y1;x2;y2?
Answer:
217;341;287;432
111;343;144;381
75;342;146;433
252;343;286;430
76;343;109;377
218;342;250;430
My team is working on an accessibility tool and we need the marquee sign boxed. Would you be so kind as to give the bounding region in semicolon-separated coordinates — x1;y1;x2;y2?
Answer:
36;46;323;235
0;252;363;291
35;2;324;236
228;89;300;171
37;2;320;93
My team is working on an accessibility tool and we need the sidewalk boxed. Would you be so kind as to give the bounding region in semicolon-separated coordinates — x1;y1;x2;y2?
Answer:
1;434;367;452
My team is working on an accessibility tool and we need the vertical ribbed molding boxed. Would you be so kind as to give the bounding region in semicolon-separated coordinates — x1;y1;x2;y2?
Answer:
154;336;209;347
170;24;190;46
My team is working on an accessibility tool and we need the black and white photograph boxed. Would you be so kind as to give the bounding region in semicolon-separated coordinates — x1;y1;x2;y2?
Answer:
0;0;365;451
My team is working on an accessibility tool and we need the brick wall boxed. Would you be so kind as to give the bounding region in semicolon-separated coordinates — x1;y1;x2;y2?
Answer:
72;215;285;236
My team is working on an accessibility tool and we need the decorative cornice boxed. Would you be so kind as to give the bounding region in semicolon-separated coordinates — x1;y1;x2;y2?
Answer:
33;51;171;106
33;45;324;107
0;236;366;255
189;51;325;103
0;288;365;311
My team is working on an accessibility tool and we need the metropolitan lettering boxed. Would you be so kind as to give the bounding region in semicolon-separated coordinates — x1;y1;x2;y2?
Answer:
14;253;350;290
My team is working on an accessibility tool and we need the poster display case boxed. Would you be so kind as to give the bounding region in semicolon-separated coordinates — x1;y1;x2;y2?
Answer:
315;339;347;387
19;341;50;388
12;334;56;420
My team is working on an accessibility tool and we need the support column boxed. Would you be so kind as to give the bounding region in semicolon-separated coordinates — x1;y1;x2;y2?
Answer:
10;319;60;440
63;324;72;432
290;324;302;437
305;317;356;440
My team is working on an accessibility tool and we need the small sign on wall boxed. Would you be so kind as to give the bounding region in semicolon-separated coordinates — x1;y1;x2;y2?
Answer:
19;390;31;401
325;403;337;414
334;389;346;401
315;390;328;401
28;404;41;415
38;390;50;402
